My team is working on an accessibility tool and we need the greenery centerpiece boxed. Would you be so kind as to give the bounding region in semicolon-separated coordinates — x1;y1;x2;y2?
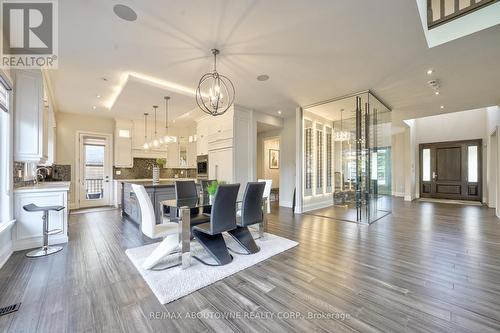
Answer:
206;180;219;203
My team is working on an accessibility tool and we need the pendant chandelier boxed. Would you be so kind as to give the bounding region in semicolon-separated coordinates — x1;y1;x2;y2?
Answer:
334;108;351;142
142;113;149;150
196;49;235;116
151;105;160;147
163;96;177;143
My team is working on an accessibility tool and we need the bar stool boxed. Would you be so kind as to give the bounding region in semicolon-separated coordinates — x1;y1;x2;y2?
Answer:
23;203;65;257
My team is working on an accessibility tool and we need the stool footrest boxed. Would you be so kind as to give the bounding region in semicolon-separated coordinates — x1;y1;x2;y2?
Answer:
46;229;62;235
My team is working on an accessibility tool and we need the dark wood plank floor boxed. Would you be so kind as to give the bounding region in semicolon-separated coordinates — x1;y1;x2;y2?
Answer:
1;198;500;332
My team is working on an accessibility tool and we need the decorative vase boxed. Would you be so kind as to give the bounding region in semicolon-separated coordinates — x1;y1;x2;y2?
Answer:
152;165;160;184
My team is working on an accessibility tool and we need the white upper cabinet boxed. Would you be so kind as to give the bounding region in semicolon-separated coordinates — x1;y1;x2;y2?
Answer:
196;120;209;156
13;70;48;163
114;119;133;168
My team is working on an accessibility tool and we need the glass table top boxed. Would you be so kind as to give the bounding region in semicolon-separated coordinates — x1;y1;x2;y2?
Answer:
161;193;247;209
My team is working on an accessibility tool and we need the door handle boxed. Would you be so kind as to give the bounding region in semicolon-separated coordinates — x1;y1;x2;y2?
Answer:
432;172;437;180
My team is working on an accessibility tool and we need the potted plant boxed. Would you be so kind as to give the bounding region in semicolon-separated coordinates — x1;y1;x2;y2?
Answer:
206;180;218;204
153;158;166;184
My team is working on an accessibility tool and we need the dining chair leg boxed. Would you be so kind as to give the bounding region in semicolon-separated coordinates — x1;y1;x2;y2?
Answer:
228;226;260;254
142;234;179;270
192;230;233;266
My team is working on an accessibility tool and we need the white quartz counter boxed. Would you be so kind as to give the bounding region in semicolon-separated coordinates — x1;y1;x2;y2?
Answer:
14;181;71;193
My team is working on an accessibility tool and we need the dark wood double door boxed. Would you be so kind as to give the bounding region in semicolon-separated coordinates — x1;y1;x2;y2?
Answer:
419;139;481;201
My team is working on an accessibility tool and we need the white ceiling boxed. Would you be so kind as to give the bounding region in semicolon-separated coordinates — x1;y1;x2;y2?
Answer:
50;0;500;124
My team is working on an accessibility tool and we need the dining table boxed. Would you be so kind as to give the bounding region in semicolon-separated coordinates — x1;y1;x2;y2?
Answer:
160;193;268;269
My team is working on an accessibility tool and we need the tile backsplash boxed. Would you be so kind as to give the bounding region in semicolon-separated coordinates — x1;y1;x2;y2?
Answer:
13;162;71;188
114;158;197;180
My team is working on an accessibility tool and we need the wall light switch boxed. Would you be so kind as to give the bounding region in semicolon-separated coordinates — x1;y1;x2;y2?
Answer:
116;170;121;175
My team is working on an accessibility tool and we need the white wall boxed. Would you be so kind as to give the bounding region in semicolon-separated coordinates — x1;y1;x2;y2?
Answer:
257;129;281;183
279;115;296;207
391;132;405;197
56;112;115;207
486;106;500;216
262;137;280;187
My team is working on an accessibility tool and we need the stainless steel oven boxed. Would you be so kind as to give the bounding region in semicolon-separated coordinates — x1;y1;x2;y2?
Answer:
197;155;208;178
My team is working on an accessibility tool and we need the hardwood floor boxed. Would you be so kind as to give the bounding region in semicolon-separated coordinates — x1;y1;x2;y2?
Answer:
1;198;500;332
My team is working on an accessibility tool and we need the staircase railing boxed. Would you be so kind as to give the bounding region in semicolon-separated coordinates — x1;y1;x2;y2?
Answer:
427;0;499;29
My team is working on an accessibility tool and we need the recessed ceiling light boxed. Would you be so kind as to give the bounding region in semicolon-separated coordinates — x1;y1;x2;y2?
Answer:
257;74;270;81
92;106;97;110
435;91;440;95
427;69;434;75
278;110;282;114
113;4;137;22
96;94;101;98
440;105;444;109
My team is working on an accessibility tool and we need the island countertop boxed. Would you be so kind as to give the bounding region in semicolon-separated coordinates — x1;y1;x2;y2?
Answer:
119;178;199;188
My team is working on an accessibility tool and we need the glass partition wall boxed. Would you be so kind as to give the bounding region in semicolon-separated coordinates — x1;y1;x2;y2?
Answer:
302;91;392;224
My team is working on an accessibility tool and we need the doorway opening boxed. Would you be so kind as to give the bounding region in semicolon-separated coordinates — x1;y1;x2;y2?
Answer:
419;139;482;201
257;122;281;205
76;132;112;208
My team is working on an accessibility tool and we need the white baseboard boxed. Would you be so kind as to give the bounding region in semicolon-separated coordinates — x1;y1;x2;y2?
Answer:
303;200;333;212
404;195;414;201
392;191;404;197
279;200;293;208
13;234;68;252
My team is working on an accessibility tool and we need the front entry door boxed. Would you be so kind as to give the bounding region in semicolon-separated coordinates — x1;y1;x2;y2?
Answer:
420;139;481;201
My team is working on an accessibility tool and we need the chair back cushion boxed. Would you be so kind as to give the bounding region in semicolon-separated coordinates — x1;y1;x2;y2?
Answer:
131;184;155;238
175;181;197;199
241;182;265;226
257;179;273;199
211;183;240;234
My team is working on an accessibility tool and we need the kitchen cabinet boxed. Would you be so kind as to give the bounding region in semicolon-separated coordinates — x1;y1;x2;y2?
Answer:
166;142;179;168
196;120;209;156
13;70;48;162
13;183;70;251
209;147;233;183
131;119;168;159
114;119;133;167
187;141;197;167
207;110;233;143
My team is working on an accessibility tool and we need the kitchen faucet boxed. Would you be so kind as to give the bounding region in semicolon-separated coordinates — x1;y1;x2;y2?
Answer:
34;166;49;184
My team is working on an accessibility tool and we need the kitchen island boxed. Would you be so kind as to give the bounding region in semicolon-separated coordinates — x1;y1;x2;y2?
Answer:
120;179;201;225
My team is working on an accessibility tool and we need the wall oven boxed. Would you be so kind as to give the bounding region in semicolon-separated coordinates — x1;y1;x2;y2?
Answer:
197;155;208;178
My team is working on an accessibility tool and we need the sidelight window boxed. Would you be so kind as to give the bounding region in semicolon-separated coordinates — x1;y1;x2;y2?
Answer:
468;145;478;182
422;148;431;181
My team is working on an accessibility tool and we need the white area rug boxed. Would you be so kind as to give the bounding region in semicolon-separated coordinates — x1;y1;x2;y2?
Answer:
125;232;298;304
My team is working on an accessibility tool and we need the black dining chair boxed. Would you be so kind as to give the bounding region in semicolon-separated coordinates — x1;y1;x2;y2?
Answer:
174;181;209;226
228;182;265;254
192;183;240;266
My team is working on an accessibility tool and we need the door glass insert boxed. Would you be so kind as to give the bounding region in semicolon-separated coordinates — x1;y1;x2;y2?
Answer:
422;148;431;181
468;145;478;182
84;139;105;200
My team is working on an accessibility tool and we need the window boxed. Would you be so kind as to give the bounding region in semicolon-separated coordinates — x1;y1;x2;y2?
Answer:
0;81;11;226
316;125;323;190
468;145;478;182
422;148;431;181
326;127;332;189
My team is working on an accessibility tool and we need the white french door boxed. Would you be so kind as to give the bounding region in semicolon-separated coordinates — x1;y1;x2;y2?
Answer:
77;132;112;208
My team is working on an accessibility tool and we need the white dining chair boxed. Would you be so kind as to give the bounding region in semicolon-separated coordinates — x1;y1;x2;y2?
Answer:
132;184;179;270
257;179;273;214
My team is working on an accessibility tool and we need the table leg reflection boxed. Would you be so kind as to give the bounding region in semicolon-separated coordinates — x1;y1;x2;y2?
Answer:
179;207;191;269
